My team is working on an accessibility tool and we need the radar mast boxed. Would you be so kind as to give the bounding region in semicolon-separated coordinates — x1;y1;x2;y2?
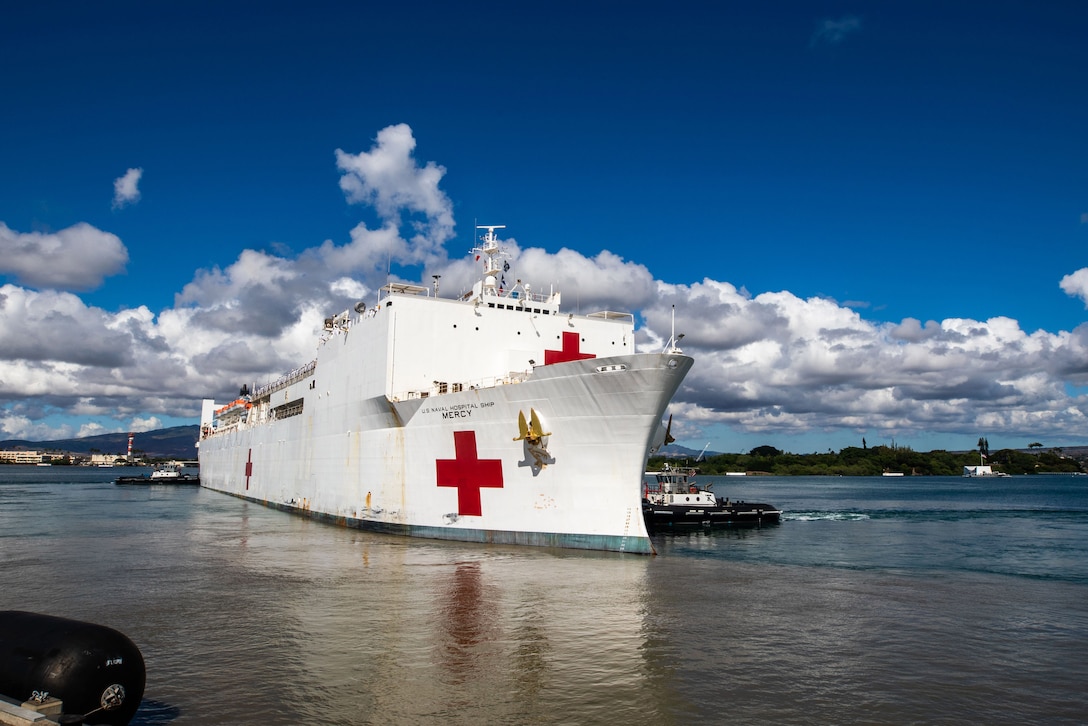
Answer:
473;224;507;297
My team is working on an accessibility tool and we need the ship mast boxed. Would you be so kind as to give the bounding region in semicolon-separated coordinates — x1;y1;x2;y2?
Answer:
475;224;506;296
664;305;685;353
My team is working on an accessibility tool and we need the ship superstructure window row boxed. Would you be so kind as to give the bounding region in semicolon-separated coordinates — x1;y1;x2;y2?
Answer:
485;302;552;314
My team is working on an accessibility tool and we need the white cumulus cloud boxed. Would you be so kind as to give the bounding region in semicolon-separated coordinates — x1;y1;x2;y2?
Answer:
0;222;128;290
113;167;143;208
335;124;455;270
1060;268;1088;307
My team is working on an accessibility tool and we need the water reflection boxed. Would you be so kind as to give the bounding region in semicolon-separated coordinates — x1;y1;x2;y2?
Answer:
436;562;500;685
173;524;679;725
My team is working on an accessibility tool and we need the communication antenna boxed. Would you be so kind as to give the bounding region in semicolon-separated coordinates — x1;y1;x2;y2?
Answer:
385;249;392;287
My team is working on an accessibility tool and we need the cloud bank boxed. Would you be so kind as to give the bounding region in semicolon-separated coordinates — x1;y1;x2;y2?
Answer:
1;124;1087;452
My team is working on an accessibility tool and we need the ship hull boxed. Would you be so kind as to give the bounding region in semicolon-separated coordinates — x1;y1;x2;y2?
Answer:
643;502;782;529
199;353;692;554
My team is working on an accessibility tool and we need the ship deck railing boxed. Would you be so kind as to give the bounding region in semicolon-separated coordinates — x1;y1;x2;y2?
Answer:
251;359;317;400
205;420;243;437
501;288;552;304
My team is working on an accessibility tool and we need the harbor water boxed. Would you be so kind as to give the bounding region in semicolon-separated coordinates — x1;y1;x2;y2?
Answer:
2;467;1087;724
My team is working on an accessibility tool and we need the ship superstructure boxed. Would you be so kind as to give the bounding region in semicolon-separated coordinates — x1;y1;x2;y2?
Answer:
198;226;692;553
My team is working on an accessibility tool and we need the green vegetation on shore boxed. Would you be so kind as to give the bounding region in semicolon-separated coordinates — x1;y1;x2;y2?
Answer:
651;445;1086;476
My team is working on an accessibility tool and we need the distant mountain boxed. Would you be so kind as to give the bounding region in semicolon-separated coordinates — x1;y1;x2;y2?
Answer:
0;425;200;459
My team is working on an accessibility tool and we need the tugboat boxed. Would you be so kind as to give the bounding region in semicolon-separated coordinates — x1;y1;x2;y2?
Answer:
115;464;200;485
642;464;781;529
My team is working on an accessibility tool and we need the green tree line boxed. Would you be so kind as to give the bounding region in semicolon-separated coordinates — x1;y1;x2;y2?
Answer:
651;445;1086;476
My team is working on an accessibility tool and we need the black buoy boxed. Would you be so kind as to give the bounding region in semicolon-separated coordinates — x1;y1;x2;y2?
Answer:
0;611;145;726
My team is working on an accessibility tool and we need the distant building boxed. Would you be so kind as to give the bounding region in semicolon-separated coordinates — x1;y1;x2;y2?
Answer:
89;453;126;466
963;464;1008;477
0;449;45;464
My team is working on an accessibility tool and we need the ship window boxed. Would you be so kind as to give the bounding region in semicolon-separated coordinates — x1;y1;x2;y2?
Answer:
437;382;448;394
488;303;495;308
452;383;463;393
272;398;304;420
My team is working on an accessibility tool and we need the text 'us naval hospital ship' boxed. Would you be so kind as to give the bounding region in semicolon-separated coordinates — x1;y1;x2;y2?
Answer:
198;226;692;554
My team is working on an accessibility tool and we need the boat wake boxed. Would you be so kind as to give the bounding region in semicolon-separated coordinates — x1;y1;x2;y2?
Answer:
784;511;870;522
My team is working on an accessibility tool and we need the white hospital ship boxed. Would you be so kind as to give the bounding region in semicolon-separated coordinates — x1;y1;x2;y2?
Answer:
198;226;692;554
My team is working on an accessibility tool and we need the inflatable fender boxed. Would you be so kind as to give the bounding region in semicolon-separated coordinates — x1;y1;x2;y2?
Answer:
0;611;145;725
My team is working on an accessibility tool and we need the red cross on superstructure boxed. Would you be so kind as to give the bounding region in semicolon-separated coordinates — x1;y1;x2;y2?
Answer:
245;448;253;490
436;431;504;517
544;331;596;365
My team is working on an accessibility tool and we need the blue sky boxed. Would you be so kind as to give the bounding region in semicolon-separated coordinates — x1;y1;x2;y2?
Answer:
2;1;1087;454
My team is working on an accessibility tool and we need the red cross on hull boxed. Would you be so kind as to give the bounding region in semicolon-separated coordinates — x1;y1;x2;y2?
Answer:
436;431;504;516
544;331;596;365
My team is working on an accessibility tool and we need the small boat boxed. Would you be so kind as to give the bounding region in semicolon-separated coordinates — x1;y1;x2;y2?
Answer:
115;465;200;485
642;464;781;529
